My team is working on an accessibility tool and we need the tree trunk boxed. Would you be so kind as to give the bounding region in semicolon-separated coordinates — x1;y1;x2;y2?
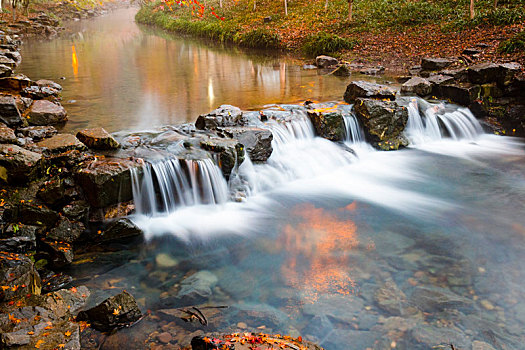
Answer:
219;0;222;8
325;0;328;11
284;0;287;15
253;0;256;11
348;0;353;21
470;0;475;19
494;0;497;9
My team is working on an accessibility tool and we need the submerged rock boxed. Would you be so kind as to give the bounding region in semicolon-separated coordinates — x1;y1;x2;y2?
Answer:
343;81;396;103
176;270;218;305
410;286;472;312
0;144;41;184
27;100;67;125
76;127;120;150
353;98;408;150
77;290;142;331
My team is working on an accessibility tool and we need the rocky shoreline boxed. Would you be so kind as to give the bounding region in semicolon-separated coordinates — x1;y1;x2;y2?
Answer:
0;8;524;350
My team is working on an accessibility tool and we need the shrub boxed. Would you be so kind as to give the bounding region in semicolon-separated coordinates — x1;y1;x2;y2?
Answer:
302;32;357;57
234;29;281;49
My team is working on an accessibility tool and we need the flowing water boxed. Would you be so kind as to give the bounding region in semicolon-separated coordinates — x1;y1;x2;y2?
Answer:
19;8;525;350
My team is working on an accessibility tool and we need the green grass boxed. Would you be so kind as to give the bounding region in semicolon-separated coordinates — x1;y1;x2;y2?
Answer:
498;31;525;53
302;32;357;57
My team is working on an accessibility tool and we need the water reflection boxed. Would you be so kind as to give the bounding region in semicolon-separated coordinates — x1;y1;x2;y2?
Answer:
280;203;359;304
18;7;368;133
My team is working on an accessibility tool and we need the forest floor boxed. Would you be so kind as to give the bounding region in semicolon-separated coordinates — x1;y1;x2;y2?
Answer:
139;0;525;73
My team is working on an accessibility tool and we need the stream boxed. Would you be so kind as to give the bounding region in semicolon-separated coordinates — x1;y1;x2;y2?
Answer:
18;7;525;350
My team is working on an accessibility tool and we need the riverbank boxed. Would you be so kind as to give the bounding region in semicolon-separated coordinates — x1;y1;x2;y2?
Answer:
135;0;525;73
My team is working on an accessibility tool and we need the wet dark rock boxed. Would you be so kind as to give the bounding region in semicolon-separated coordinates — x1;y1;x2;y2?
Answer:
315;55;339;68
0;54;17;69
360;66;385;75
427;74;454;86
302;294;364;323
41;239;74;267
408;65;422;76
468;62;501;85
439;83;481;106
46;217;85;244
22;85;61;99
76;158;143;208
343;81;396;103
374;279;408;316
401;76;432;97
0;123;16;143
27;100;67;126
410;286;472;312
0;236;36;253
77;290;142;331
62;200;90;222
44;149;94;170
0;64;12;77
76;127;120;150
37;178;74;206
353;98;409;150
0;74;33;91
98;218;142;242
498;62;522;87
0;144;41;184
199;137;245;177
196;105;246;130
421;57;453;71
331;63;351;76
0;95;23;126
35;79;62;92
409;324;471;349
0;252;41;301
36;133;86;153
176;270;218;305
3;224;39;240
216;126;273;162
39;270;73;293
307;107;346;141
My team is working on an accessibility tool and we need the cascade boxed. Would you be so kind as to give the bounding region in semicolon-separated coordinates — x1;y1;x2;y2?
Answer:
131;158;228;216
343;112;366;144
404;97;484;145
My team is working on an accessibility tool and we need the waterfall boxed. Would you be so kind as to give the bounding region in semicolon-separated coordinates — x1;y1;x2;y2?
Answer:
343;112;366;144
131;158;228;216
404;97;484;145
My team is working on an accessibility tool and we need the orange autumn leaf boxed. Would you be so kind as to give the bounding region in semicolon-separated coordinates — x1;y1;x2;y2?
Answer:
35;340;45;348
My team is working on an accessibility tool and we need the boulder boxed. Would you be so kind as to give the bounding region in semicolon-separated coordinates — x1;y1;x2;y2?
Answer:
353;98;408;150
0;64;12;77
440;68;468;82
0;95;23;126
22;85;61;99
0;236;37;253
3;202;60;228
439;83;481;106
62;200;90;222
35;79;62;92
37;178;76;206
0;123;16;143
307;107;345;141
98;218;142;242
195;105;246;130
76;127;120;150
77;290;142;331
0;54;17;68
0;74;33;91
343;81;396;103
401;76;432;97
36;133;86;154
217;126;273;162
27;100;67;126
315;55;339;68
468;62;501;84
498;62;522;87
46;217;85;243
0;251;41;301
199;137;245;177
17;125;57;141
0;144;41;184
421;57;453;71
76;158;143;208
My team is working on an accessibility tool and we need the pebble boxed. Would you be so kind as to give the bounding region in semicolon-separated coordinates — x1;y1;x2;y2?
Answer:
157;332;172;344
481;300;495;310
237;322;247;329
155;253;178;268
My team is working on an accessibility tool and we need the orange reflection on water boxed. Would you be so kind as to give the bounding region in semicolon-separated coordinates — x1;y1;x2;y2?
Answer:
279;203;359;304
72;45;78;77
